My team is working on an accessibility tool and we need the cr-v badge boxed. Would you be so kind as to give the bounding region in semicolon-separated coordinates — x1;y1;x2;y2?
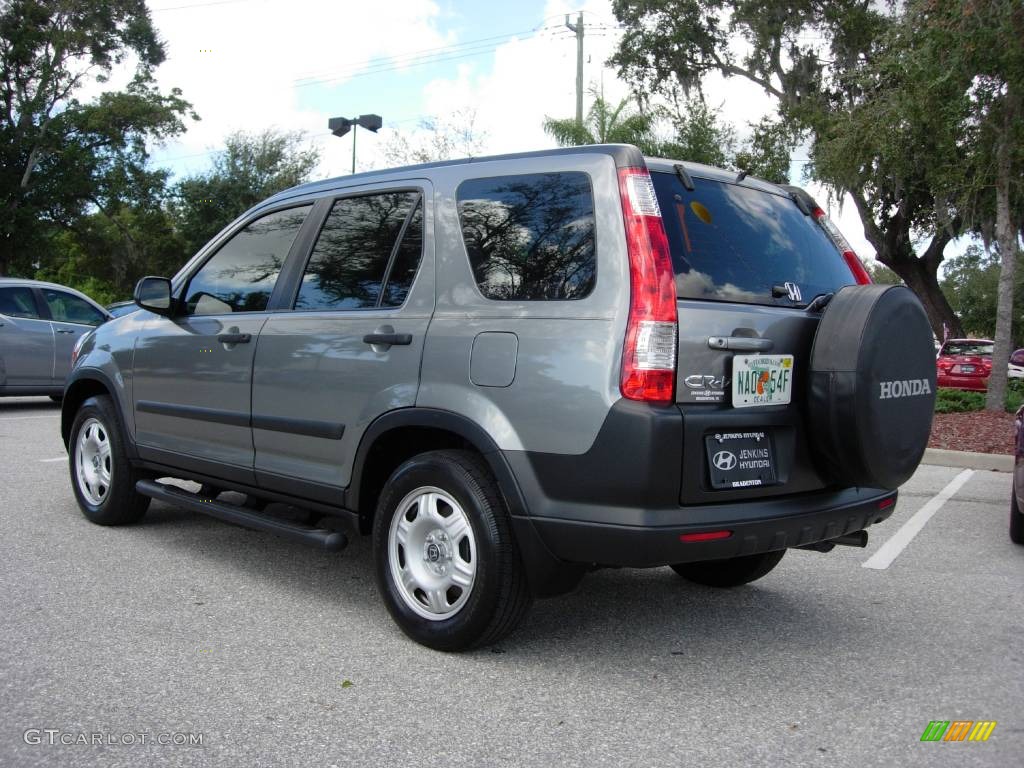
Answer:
682;373;727;403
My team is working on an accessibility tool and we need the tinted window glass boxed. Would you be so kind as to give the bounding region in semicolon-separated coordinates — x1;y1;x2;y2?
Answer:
42;289;105;326
1011;350;1024;366
186;205;311;315
0;286;40;319
296;192;418;310
457;172;596;301
382;200;423;307
651;173;855;306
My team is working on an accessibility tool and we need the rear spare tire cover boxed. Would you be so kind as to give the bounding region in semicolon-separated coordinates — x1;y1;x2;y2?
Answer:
808;285;936;490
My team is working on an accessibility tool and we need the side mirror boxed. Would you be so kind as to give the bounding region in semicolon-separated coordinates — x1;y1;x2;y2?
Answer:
134;276;173;315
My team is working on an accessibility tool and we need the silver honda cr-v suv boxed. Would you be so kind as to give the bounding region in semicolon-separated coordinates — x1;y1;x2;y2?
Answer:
62;145;937;650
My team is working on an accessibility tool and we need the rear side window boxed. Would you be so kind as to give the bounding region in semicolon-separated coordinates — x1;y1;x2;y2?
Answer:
651;172;855;306
457;172;596;301
0;286;40;319
295;192;421;311
41;289;106;326
186;205;312;315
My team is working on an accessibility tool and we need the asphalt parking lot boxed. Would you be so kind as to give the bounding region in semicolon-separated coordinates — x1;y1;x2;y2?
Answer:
1;396;1021;767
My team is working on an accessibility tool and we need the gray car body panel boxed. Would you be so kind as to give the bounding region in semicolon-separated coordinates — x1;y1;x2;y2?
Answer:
251;179;436;489
415;151;628;454
0;278;110;394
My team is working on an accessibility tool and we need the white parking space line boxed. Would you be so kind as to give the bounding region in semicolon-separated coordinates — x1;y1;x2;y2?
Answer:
40;457;66;463
863;469;974;570
0;415;61;421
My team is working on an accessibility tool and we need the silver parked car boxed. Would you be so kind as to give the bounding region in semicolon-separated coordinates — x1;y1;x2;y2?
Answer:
62;145;938;650
0;278;110;400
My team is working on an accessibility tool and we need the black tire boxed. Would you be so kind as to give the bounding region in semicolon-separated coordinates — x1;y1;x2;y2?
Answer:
373;449;532;651
670;550;786;588
807;285;936;490
68;395;149;525
1011;487;1024;545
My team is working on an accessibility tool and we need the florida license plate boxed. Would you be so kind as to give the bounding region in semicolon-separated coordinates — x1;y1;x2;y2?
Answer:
732;354;794;408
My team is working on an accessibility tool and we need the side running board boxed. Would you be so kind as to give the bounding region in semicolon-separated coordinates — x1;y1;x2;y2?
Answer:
135;479;348;552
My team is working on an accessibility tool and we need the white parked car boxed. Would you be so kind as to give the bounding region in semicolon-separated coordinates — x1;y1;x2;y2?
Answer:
1009;349;1024;379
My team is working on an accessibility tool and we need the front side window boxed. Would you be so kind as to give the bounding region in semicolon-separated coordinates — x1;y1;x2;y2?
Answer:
41;289;105;326
0;286;40;319
295;192;421;311
457;172;596;301
185;205;311;315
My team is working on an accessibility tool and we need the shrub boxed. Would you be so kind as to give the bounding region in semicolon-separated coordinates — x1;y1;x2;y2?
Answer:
934;387;985;413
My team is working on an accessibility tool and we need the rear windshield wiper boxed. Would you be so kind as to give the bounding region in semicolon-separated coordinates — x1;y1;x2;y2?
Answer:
788;190;812;216
673;163;695;191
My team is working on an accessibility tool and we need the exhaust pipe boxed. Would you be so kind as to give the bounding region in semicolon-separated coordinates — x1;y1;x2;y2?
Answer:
799;530;869;553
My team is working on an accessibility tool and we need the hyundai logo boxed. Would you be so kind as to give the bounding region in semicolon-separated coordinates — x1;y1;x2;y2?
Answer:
712;450;737;471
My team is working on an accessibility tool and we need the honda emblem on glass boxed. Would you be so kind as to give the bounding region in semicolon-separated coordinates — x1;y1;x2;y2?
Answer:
784;282;802;302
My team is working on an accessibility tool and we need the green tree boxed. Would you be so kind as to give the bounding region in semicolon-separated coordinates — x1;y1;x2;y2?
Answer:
545;89;794;183
381;108;487;167
172;129;320;259
543;87;658;153
610;0;966;340
940;245;1024;344
0;0;193;276
865;261;902;286
652;94;735;167
732;116;794;185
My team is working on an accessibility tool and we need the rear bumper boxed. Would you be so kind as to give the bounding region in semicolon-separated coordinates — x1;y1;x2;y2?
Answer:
529;488;898;568
937;373;988;391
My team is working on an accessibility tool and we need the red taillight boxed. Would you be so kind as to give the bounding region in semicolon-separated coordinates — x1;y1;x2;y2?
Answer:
617;166;677;403
680;530;733;543
878;498;895;510
812;207;871;285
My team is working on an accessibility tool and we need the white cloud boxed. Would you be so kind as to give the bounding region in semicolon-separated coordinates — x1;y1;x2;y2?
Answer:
144;0;451;171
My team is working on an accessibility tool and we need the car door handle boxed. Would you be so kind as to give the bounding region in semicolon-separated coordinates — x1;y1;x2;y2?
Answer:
56;329;77;334
363;333;412;346
707;336;774;352
217;333;251;344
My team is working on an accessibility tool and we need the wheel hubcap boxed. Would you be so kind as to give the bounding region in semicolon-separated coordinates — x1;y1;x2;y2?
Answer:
388;486;477;621
75;417;112;506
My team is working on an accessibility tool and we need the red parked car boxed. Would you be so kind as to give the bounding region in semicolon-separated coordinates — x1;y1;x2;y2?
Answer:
936;338;993;391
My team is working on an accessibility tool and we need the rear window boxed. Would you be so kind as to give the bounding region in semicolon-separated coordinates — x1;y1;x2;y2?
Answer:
941;341;993;357
457;172;596;301
651;172;856;306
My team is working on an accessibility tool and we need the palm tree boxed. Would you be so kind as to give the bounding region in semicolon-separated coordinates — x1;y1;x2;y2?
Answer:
543;88;657;152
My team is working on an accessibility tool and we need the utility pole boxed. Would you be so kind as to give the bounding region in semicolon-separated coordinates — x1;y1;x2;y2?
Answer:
564;12;584;125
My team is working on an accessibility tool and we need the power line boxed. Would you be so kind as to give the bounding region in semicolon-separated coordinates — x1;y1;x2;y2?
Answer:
290;26;569;89
290;28;542;83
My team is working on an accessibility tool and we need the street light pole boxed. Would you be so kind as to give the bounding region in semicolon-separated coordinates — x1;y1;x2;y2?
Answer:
328;113;383;174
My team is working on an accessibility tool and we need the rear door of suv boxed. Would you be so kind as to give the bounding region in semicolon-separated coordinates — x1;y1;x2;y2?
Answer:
249;182;432;498
647;163;865;504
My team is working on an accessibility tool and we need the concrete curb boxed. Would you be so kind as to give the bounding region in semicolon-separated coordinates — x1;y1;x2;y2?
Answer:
922;448;1014;473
